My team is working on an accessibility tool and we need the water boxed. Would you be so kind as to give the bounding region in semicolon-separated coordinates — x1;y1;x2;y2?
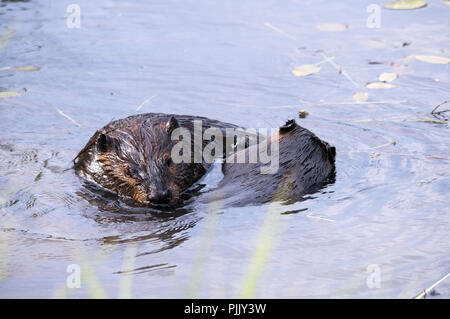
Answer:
1;0;449;298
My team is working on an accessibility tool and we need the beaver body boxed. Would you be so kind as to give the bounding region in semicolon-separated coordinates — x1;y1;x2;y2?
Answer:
74;113;243;205
205;120;336;206
74;113;335;207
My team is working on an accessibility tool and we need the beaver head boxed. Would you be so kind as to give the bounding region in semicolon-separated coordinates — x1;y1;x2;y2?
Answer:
279;119;336;166
74;115;206;206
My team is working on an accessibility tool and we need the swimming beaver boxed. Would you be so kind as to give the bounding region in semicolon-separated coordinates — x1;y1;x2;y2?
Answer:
73;113;246;205
204;119;336;206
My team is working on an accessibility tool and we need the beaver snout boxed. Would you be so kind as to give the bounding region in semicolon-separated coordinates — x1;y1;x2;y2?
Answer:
148;189;172;204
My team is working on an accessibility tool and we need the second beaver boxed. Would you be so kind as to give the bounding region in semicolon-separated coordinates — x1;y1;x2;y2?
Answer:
203;119;336;206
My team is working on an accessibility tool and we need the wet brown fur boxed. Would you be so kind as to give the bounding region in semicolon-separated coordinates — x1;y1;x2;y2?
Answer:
210;119;336;206
74;113;241;205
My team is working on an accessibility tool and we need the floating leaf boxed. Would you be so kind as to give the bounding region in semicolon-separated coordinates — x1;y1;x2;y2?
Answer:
415;55;450;64
378;72;398;82
315;23;348;32
0;91;20;98
366;82;396;89
11;66;40;71
361;39;386;48
292;64;320;77
353;91;369;103
445;0;450;6
384;0;427;10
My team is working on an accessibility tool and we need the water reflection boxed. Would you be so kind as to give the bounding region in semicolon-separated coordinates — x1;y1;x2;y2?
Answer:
1;0;449;298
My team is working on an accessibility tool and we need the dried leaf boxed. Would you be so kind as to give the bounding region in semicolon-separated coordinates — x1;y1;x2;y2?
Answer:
384;0;427;10
415;55;450;64
366;82;396;89
0;91;20;98
292;64;321;77
378;72;398;82
315;23;348;32
11;66;40;71
360;39;386;48
353;91;369;103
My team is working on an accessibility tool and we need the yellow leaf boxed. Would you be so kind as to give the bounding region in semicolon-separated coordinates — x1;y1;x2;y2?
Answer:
315;23;348;32
384;0;427;10
353;91;369;103
415;55;450;64
366;82;396;89
11;66;40;71
444;0;450;6
0;91;20;98
378;72;398;82
292;64;321;77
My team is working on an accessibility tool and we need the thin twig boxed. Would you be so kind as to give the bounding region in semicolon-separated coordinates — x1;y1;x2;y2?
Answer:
431;100;450;120
314;56;336;66
298;99;407;106
306;213;335;222
218;100;407;110
56;108;81;127
414;272;450;299
431;100;450;114
136;95;157;111
0;26;16;54
319;52;360;88
348;140;396;153
411;118;448;124
425;155;450;161
263;22;296;40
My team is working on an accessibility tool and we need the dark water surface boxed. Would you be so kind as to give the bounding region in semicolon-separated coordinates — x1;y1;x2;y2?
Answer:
0;0;449;298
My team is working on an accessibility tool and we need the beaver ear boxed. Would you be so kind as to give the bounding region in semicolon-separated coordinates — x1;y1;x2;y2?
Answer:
97;133;113;153
164;116;179;134
328;146;336;163
279;119;296;134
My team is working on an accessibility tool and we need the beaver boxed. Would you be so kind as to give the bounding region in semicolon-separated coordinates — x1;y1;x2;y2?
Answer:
203;119;336;206
73;113;248;206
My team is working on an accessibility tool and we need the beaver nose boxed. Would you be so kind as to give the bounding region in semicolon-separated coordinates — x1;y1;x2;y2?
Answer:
148;190;172;204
